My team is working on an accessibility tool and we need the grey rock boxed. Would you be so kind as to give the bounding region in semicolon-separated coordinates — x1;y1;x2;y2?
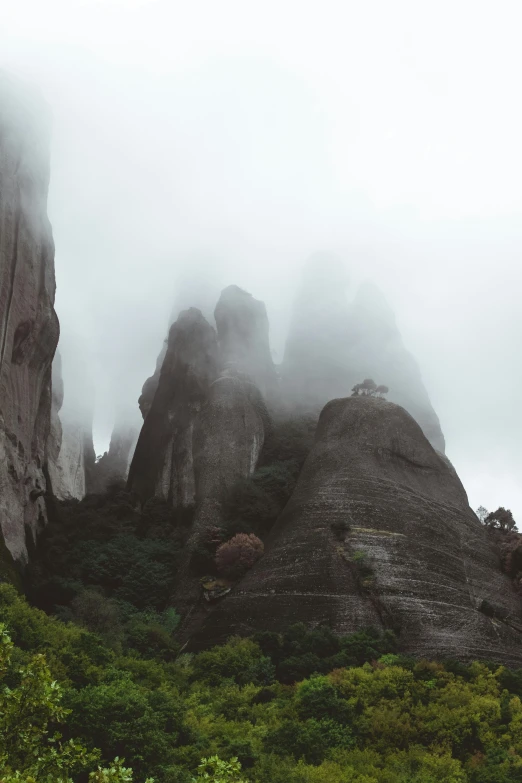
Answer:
0;73;59;560
215;285;278;400
282;254;444;451
348;282;445;452
138;338;168;419
92;417;139;492
190;372;267;544
195;397;522;665
128;308;219;506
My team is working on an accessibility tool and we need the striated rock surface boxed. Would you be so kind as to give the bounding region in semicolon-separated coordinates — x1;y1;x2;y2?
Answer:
282;254;444;451
190;371;268;544
128;308;219;507
196;397;522;665
0;74;59;560
215;285;278;400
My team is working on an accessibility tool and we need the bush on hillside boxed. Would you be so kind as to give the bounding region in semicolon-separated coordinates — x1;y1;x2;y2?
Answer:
215;534;264;579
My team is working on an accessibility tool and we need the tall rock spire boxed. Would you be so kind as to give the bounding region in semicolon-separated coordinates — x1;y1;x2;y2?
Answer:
282;254;444;451
0;73;59;560
128;308;219;507
214;285;278;400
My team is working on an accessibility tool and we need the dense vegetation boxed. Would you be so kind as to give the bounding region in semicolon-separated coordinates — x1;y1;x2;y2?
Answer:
4;584;522;781
4;425;522;780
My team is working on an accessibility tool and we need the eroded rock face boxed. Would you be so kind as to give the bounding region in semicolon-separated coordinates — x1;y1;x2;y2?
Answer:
0;74;59;560
190;372;268;543
93;417;139;492
138;339;167;419
128;308;219;506
215;285;278;400
197;397;522;665
282;254;444;451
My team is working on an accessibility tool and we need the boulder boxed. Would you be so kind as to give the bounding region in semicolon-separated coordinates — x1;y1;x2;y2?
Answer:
196;397;522;665
0;73;59;560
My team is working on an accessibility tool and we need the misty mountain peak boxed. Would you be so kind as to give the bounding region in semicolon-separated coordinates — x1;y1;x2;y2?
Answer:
214;285;278;398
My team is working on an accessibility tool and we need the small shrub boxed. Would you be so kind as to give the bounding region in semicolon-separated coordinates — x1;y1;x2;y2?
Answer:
330;519;351;539
215;534;264;579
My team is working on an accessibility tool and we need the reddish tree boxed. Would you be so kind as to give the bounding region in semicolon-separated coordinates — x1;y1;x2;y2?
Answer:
215;533;264;579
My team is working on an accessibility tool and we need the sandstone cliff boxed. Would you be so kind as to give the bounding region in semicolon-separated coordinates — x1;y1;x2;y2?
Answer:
196;397;522;665
0;74;59;560
128;308;219;506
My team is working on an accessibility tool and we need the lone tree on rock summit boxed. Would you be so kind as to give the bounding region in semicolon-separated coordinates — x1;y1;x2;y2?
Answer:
352;379;389;398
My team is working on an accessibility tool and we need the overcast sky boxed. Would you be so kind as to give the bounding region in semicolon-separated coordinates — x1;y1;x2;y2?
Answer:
2;0;522;519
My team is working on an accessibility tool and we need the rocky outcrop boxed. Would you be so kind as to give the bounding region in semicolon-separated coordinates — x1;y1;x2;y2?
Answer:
93;417;139;492
128;308;219;506
0;73;59;560
190;371;268;543
138;338;168;419
215;286;278;400
196;397;522;665
282;254;444;451
47;351;96;501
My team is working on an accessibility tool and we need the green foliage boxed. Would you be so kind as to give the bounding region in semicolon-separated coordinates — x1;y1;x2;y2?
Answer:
0;622;98;781
192;756;246;783
9;571;522;782
25;489;186;656
217;416;316;547
192;637;275;686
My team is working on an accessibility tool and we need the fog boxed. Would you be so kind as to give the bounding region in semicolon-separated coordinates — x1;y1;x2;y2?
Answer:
3;0;522;518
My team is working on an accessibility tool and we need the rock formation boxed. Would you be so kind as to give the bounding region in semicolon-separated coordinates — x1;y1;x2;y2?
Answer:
282;253;351;409
47;350;98;500
190;371;268;543
347;282;445;452
92;416;139;492
215;285;278;400
138;338;168;419
282;254;444;451
196;396;522;666
0;73;59;560
128;308;220;506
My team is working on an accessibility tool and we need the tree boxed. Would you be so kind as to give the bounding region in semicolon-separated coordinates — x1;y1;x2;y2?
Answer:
215;533;264;579
351;379;388;398
485;507;518;532
0;624;153;783
192;756;246;783
0;622;97;781
476;506;489;524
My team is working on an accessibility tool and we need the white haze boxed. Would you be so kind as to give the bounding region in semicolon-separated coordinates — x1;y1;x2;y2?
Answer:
2;0;522;519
